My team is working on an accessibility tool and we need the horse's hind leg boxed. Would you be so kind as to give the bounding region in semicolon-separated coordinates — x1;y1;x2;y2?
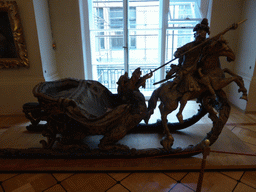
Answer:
202;95;218;122
159;101;178;134
176;92;191;124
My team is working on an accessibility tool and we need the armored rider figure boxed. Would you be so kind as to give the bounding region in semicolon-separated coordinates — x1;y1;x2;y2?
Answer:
167;18;214;95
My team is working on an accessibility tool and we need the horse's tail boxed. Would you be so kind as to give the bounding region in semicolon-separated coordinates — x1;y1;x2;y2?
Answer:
144;87;161;124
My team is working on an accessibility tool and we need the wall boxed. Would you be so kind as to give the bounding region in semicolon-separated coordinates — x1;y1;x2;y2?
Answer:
209;0;243;75
0;0;45;115
229;0;256;112
209;0;253;111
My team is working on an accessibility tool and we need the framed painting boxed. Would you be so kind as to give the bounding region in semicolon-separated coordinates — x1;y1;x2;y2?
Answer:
0;1;28;69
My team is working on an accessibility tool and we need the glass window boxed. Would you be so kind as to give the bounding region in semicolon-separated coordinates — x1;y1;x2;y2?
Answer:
87;0;202;94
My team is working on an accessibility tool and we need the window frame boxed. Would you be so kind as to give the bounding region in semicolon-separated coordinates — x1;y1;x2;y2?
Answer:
80;0;209;95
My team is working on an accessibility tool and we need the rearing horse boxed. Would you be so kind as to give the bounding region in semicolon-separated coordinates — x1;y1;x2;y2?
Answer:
145;37;248;150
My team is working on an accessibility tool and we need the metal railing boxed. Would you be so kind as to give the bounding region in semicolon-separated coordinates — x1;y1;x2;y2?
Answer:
97;65;160;93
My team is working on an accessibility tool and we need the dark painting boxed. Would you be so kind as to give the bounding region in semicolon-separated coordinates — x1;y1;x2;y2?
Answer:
0;11;17;58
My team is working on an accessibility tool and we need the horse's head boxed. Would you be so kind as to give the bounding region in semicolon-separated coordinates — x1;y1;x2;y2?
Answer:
204;36;235;62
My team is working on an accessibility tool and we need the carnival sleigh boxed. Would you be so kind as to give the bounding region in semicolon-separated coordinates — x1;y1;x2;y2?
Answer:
22;20;248;158
23;77;205;157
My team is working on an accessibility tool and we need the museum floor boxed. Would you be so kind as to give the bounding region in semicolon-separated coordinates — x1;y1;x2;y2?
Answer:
0;102;255;192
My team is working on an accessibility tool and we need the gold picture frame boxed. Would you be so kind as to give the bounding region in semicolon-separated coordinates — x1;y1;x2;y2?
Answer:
0;1;28;69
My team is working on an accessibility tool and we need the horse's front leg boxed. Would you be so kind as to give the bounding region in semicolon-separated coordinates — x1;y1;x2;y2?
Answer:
223;68;248;100
161;112;174;151
159;103;175;151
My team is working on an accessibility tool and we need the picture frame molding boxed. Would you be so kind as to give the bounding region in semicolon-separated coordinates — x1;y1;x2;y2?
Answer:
0;1;29;69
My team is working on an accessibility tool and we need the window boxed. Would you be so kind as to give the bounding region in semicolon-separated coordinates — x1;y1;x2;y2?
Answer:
84;0;204;95
96;8;105;50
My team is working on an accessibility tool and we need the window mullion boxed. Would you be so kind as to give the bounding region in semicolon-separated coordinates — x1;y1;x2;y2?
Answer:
159;0;169;80
79;0;93;80
123;0;129;73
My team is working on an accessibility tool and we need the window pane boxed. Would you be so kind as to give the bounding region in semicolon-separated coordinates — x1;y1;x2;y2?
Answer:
128;1;160;96
129;30;159;64
97;65;124;92
91;0;123;30
90;30;124;64
110;7;123;29
90;0;125;93
165;29;194;63
129;0;159;29
165;0;202;74
168;1;201;27
90;30;124;93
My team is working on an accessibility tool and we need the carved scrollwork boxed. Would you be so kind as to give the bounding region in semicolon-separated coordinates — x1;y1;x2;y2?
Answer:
0;1;29;69
40;116;59;149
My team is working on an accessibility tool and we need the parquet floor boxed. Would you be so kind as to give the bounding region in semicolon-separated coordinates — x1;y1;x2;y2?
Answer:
0;101;256;192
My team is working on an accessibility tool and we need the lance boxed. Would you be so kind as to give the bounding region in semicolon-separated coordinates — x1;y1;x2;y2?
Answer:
151;19;247;85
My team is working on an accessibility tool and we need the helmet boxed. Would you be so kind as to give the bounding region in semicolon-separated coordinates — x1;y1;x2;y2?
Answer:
193;18;210;35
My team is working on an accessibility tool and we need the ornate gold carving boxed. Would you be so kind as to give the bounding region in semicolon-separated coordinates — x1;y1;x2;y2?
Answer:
0;1;29;69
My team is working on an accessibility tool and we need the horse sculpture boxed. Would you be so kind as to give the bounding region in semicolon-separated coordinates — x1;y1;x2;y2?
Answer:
145;36;248;151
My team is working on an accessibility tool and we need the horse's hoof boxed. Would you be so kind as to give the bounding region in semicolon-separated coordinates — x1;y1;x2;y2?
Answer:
240;94;248;101
143;115;150;124
238;88;247;93
144;111;153;124
160;135;174;151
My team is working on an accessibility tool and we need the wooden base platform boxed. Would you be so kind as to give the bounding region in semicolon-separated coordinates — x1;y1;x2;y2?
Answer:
0;124;255;171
